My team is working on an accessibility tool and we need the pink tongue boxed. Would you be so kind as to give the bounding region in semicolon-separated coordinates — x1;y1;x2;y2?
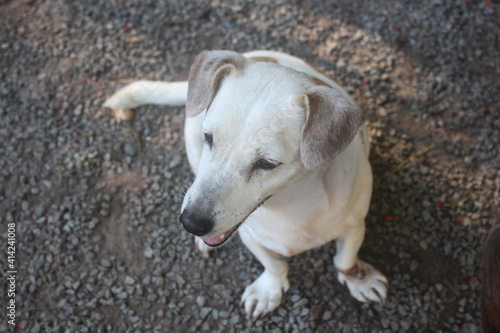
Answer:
202;225;239;246
202;234;225;246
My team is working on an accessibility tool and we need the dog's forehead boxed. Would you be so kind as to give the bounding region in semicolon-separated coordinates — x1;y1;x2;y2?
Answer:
204;63;307;135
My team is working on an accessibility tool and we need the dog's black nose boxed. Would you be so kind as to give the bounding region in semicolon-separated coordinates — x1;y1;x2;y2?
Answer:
179;210;214;236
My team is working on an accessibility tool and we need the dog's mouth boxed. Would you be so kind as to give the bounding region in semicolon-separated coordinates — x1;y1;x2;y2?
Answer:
201;223;241;247
200;195;272;247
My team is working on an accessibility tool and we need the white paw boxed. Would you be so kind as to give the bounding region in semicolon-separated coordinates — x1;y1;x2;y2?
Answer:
240;270;290;321
337;260;388;303
103;83;145;120
194;237;214;258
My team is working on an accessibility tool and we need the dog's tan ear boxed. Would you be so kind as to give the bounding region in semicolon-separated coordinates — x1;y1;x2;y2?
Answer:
300;86;364;169
186;50;247;117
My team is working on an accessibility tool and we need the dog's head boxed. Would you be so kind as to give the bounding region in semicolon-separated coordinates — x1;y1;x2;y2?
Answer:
180;50;363;246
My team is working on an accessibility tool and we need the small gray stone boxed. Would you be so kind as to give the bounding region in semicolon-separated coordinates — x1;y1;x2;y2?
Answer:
196;295;206;307
142;276;151;285
74;104;83;116
123;142;138;156
230;314;240;325
400;319;411;331
142;300;151;310
322;310;332;321
304;279;315;289
124;276;135;285
117;291;128;299
144;247;154;258
422;210;432;222
200;307;212;319
154;277;164;287
111;286;123;294
100;259;112;268
219;310;230;319
31;323;41;333
397;304;407;317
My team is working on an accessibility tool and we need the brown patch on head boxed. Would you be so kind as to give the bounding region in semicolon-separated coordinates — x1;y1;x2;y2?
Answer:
248;56;278;63
311;77;332;88
305;62;328;76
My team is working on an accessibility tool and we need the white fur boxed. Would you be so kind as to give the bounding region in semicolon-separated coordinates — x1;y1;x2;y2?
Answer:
103;81;188;109
104;50;388;320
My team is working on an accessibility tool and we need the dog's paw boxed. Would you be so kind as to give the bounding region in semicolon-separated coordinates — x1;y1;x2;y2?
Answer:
337;260;388;303
103;96;136;121
194;237;214;258
111;108;135;121
103;85;140;121
240;270;290;321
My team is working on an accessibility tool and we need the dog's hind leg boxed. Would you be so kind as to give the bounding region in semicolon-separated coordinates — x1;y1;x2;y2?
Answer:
103;80;188;120
335;225;388;303
239;230;290;321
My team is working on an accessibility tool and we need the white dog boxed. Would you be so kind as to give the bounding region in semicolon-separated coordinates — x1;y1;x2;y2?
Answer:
104;50;388;320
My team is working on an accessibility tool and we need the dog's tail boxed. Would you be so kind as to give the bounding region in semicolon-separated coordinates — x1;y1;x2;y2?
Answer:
482;223;500;333
103;80;188;110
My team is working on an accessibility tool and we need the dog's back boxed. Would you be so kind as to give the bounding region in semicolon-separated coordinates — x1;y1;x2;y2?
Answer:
483;224;500;333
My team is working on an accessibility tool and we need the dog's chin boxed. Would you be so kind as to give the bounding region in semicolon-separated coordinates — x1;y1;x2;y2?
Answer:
201;223;242;247
200;195;273;248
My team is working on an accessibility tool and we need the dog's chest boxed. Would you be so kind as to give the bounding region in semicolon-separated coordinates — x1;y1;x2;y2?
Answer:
239;167;360;257
240;200;348;257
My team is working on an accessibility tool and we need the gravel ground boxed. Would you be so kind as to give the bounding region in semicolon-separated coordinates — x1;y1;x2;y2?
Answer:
1;0;499;332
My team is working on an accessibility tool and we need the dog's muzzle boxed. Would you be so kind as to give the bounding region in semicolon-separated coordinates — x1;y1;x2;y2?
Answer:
179;195;273;247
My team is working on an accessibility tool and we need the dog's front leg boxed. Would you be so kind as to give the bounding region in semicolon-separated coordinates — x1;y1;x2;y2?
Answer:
334;225;389;303
239;230;290;321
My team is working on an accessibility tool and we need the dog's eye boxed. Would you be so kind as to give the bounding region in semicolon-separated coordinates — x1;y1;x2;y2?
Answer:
253;159;281;171
204;132;213;148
